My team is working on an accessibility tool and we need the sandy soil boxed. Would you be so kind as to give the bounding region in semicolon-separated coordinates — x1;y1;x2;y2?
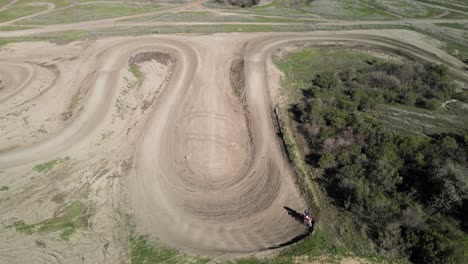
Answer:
0;29;467;263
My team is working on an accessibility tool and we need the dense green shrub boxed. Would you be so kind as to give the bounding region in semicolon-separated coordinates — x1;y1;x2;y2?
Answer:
290;61;468;262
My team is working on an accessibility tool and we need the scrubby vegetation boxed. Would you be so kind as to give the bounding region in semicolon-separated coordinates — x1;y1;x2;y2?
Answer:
8;201;88;240
286;53;468;263
33;156;70;173
214;0;260;8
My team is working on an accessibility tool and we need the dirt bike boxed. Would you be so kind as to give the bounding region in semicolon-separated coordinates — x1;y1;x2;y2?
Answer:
304;215;312;227
284;206;315;232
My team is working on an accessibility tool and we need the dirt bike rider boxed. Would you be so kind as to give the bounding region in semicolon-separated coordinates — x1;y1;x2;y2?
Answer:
304;208;313;228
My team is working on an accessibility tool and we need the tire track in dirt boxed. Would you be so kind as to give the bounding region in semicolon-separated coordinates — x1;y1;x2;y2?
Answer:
0;32;466;256
0;62;35;103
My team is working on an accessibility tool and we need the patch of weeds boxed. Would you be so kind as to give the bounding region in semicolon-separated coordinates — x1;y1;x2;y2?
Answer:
129;64;143;80
376;102;468;135
7;201;87;240
0;5;48;23
33;156;70;173
130;234;181;264
230;58;245;97
0;186;9;191
414;0;468;13
280;230;345;258
38;201;87;240
16;3;165;25
129;223;210;264
435;23;468;30
115;98;126;119
9;220;34;235
446;42;468;64
227;231;346;264
0;26;36;31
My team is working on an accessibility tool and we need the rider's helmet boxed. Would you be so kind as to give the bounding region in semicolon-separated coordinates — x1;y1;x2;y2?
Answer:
305;208;311;216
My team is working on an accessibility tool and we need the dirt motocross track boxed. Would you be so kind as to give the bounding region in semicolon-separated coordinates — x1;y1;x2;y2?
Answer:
1;30;467;259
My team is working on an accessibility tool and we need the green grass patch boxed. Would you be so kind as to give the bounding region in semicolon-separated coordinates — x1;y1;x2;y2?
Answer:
435;23;468;30
415;0;468;13
33;156;69;173
0;4;47;23
304;0;399;20
205;0;312;18
279;230;344;258
226;231;348;263
129;228;210;264
446;42;468;64
206;0;400;19
124;10;302;23
0;24;412;48
38;201;87;240
438;11;468;19
129;64;142;80
0;0;11;7
375;0;446;18
130;234;181;264
10;220;35;234
410;25;468;64
376;101;468;135
275;47;381;102
16;3;164;25
7;201;87;240
0;25;35;31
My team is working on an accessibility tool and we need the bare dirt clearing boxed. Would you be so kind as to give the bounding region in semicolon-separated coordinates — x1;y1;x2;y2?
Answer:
0;29;467;263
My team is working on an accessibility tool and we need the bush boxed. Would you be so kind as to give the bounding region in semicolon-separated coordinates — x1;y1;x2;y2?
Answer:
222;0;260;7
425;98;441;110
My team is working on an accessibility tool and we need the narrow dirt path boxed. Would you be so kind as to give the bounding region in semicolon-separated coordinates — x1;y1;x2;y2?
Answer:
0;2;55;26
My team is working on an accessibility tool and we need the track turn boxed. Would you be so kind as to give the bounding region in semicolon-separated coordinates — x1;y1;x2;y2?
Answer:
0;32;467;255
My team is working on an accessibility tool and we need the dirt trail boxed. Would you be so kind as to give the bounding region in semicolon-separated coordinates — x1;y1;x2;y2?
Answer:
1;17;468;38
0;2;55;26
1;30;467;257
0;0;18;11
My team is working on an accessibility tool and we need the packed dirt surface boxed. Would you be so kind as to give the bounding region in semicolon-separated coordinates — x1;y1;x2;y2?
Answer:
0;29;467;263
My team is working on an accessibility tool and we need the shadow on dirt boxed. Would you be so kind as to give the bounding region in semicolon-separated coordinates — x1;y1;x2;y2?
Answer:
284;206;306;225
265;206;315;250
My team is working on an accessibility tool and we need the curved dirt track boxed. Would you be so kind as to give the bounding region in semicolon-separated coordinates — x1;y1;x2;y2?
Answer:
1;31;467;258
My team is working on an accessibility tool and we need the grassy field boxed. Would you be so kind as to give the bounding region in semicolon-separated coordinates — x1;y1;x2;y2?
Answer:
304;0;399;20
123;10;302;23
415;0;468;13
375;0;445;18
16;3;164;25
0;4;48;23
0;0;11;7
11;0;160;8
0;25;35;31
205;0;450;19
435;22;468;30
0;23;414;48
437;11;468;19
376;102;468;135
